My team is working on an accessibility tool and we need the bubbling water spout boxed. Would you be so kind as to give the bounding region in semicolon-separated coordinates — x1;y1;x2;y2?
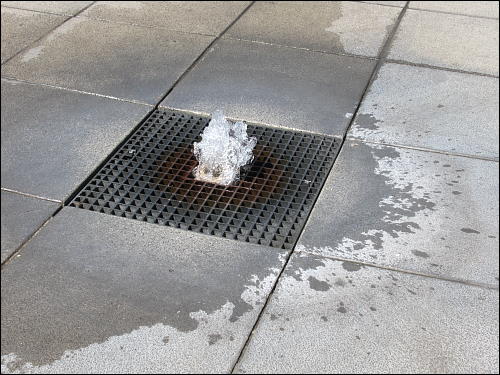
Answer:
193;110;257;186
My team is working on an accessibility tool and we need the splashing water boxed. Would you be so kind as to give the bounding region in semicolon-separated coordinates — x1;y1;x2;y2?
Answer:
193;110;257;186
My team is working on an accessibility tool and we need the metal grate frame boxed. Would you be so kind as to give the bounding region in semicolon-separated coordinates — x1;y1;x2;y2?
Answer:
69;109;341;249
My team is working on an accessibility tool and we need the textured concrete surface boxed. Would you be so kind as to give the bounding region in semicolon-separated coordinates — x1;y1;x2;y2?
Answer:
410;1;499;18
1;79;151;201
225;1;401;57
0;190;59;263
388;9;499;76
0;7;67;63
298;141;499;287
349;63;499;159
234;252;499;374
1;1;93;15
1;17;214;104
162;38;375;137
81;1;250;35
0;207;288;373
1;2;499;373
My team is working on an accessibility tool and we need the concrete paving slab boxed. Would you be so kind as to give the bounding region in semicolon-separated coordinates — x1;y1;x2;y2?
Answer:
362;1;407;7
81;1;250;35
388;9;499;76
0;207;288;373
410;1;499;19
297;141;499;287
1;17;214;104
0;190;59;263
234;252;499;374
0;7;67;63
1;79;151;201
348;63;499;159
225;1;401;57
161;38;375;137
1;1;93;16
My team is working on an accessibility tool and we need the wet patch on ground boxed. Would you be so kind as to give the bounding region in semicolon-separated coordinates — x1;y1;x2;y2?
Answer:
297;141;499;285
0;208;288;371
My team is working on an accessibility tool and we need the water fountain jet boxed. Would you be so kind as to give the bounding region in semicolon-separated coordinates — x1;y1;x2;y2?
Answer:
193;110;257;186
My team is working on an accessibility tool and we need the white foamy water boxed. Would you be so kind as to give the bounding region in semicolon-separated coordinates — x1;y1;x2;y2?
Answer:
193;110;256;186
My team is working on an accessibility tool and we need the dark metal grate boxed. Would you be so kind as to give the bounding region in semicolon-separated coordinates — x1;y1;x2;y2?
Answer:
69;109;341;249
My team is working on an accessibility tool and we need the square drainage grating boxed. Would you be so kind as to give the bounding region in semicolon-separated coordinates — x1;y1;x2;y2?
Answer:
69;109;341;249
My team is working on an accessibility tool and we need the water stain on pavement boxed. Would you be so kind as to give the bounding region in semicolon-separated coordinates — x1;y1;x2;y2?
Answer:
308;276;331;291
1;209;288;371
461;228;480;234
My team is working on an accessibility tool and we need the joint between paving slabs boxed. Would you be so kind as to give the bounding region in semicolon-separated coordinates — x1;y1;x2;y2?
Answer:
0;4;67;17
347;138;500;163
406;6;500;21
0;2;96;66
1;205;62;268
229;246;295;374
220;35;380;61
151;1;256;110
160;105;344;139
1;187;62;203
0;1;96;18
358;1;408;9
72;14;217;38
57;1;97;18
385;59;500;79
295;248;500;292
0;76;155;107
339;2;410;145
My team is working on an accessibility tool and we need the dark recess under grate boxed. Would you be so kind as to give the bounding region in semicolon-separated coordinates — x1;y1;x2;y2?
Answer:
69;109;341;249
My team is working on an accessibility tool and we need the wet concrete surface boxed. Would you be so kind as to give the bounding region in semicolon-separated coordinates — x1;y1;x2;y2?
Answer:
1;1;498;373
235;251;499;373
297;140;499;287
1;207;288;373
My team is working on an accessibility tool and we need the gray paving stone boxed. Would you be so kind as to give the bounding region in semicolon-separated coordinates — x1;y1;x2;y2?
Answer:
0;191;59;263
297;140;499;286
0;207;288;373
410;1;499;19
348;63;499;159
1;79;151;201
388;9;499;76
1;1;93;16
81;1;250;35
234;252;499;374
362;1;407;7
161;39;375;137
225;1;401;57
1;17;214;104
0;7;67;63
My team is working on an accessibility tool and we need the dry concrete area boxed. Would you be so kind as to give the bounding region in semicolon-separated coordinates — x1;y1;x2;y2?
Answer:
1;1;498;373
